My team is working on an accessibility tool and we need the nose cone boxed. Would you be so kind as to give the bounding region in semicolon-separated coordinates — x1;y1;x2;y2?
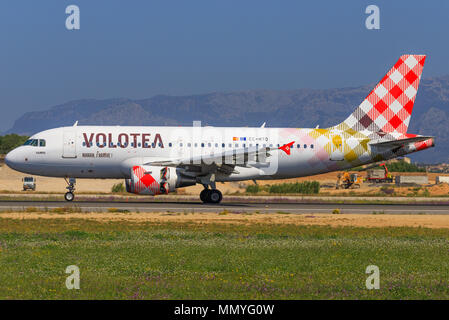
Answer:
5;148;22;171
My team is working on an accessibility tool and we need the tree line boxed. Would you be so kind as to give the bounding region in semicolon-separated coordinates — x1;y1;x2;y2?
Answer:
0;134;29;154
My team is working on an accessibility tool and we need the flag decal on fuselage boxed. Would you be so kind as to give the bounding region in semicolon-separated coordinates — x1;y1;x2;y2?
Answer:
279;141;295;155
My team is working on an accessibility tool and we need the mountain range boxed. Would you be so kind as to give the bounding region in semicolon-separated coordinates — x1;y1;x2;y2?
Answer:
6;75;449;163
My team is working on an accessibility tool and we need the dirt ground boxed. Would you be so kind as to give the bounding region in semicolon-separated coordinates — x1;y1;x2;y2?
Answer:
1;161;448;196
0;164;123;193
1;211;449;229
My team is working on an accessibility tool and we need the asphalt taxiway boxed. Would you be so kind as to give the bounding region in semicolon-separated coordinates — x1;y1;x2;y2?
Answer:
0;200;448;214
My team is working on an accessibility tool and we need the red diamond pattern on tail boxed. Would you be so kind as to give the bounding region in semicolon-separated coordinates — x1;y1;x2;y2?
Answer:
340;55;426;134
390;85;402;99
405;70;418;84
403;101;414;114
374;100;388;114
419;57;426;66
389;115;402;129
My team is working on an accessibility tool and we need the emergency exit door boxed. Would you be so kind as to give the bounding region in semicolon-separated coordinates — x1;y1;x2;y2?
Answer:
62;129;77;158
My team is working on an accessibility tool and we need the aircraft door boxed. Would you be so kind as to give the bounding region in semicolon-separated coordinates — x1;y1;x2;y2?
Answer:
330;134;344;161
62;129;77;158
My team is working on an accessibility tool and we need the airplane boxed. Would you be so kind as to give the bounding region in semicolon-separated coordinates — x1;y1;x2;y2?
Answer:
5;54;434;204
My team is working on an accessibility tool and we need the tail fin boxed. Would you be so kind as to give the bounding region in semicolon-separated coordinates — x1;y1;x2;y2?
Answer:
337;54;426;134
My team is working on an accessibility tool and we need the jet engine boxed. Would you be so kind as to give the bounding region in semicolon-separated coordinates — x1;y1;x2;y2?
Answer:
125;165;195;195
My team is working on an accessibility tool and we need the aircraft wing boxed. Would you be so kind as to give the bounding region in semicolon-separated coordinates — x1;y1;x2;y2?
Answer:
143;146;274;170
143;141;296;170
369;136;434;148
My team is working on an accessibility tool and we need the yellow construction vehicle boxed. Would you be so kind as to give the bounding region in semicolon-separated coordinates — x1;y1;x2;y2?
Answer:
336;172;361;189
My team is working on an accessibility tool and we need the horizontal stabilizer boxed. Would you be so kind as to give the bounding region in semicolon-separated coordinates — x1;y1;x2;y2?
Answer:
369;136;434;148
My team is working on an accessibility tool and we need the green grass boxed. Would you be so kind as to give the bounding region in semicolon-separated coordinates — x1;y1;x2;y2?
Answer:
246;181;320;194
111;182;126;193
0;218;448;299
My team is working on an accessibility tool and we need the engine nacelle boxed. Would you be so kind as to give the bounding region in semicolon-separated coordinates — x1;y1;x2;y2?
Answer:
125;165;195;195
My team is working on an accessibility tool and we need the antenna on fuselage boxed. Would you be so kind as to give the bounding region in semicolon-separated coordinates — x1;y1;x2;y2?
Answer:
260;122;266;128
73;121;78;127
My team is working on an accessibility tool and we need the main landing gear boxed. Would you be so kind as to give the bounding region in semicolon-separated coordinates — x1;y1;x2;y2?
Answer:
64;178;76;201
198;174;222;204
200;188;223;204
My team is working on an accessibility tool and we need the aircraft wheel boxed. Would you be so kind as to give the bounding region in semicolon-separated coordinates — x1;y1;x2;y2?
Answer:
207;189;222;204
64;192;75;202
200;189;211;203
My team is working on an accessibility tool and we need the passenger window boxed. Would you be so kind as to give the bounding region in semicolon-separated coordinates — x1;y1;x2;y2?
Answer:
304;144;307;149
222;143;225;148
311;144;314;149
208;143;211;147
188;143;191;147
201;143;204;148
297;144;300;148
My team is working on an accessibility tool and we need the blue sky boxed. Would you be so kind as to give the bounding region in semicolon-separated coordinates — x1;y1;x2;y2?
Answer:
0;0;448;129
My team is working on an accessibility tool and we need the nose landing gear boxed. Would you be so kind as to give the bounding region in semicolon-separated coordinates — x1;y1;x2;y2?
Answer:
64;178;76;201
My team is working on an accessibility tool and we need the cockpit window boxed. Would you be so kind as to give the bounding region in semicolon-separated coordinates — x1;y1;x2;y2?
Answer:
23;139;43;147
23;139;34;146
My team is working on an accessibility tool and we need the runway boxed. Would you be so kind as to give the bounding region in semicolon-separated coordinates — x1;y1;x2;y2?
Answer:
0;200;449;214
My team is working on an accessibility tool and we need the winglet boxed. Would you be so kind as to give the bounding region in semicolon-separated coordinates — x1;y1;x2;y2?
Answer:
279;141;295;155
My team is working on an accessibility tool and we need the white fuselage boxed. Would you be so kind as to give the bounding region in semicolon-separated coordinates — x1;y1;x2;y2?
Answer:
5;125;371;181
